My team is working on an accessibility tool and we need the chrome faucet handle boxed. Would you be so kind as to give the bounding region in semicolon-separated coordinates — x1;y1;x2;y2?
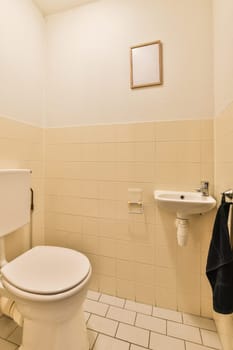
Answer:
195;181;209;196
201;181;209;196
195;187;201;192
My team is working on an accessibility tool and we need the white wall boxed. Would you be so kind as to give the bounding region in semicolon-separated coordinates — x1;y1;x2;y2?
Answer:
46;0;214;127
214;0;233;115
0;0;46;126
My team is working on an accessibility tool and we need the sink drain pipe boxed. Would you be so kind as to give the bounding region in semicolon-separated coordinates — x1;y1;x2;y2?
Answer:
175;216;189;246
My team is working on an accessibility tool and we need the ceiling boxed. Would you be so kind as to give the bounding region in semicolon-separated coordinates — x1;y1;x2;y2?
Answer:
33;0;95;15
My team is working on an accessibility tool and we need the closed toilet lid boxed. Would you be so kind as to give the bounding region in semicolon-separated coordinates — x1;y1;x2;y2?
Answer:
1;246;90;295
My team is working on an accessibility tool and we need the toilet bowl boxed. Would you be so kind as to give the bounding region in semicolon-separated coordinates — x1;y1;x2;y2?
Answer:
1;245;91;350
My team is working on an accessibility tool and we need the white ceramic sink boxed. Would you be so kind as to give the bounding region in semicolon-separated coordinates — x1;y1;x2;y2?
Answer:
154;190;216;216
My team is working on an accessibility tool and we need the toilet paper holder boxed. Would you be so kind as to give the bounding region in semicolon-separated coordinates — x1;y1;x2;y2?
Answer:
128;200;143;206
128;188;144;214
128;201;144;214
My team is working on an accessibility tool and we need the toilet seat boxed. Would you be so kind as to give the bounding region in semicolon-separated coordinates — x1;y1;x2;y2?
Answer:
1;246;90;295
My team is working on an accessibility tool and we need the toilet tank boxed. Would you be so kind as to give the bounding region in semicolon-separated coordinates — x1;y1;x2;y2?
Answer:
0;169;31;237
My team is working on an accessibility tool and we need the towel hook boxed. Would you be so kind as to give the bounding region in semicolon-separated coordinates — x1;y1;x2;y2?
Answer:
222;189;233;202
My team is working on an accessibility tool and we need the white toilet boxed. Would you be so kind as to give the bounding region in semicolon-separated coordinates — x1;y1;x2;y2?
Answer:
0;169;91;350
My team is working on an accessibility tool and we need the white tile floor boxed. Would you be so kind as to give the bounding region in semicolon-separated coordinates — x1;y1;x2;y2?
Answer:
0;290;222;350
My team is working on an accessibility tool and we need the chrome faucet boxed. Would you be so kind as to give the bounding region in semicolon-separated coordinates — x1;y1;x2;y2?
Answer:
196;181;209;196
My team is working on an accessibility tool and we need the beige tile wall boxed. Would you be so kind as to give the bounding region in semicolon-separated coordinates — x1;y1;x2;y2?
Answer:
215;102;233;197
44;119;214;317
0;116;44;260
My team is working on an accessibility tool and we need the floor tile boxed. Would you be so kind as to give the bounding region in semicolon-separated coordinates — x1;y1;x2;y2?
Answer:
183;314;216;331
124;300;152;315
150;332;185;350
0;338;18;350
167;321;202;343
107;306;136;325
87;314;118;336
186;342;217;350
93;334;130;350
130;345;148;350
200;329;222;349
153;306;182;323
100;294;125;308
84;299;109;316
0;317;18;338
0;289;221;350
135;313;166;334
87;290;101;301
87;329;98;349
116;323;149;348
7;326;22;345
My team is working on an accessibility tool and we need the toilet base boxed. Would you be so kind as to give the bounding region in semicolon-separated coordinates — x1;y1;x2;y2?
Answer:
19;306;89;350
1;249;92;350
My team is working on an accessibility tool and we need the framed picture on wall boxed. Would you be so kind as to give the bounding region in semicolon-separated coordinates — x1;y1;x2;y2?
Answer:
130;40;163;89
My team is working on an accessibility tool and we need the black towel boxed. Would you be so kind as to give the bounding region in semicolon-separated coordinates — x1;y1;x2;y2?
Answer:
206;201;233;314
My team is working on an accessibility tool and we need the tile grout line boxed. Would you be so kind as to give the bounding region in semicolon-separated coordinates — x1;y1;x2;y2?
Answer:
91;332;99;350
85;302;220;350
87;308;210;344
199;327;204;345
185;340;221;350
85;310;109;319
87;326;118;339
0;334;20;347
123;297;126;309
5;325;19;340
114;320;120;337
104;312;137;326
142;311;183;324
117;337;150;349
104;303;111;317
88;297;126;309
93;329;220;350
148;330;151;349
89;329;133;349
88;317;168;338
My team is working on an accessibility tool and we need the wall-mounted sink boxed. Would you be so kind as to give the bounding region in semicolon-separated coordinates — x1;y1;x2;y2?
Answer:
154;190;216;247
154;190;216;217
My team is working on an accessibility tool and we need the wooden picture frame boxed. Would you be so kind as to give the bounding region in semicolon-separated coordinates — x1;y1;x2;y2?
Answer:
130;40;163;89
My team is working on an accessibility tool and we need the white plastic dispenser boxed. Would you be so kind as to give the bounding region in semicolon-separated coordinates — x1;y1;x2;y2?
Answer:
128;188;143;214
0;169;31;237
0;169;31;323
